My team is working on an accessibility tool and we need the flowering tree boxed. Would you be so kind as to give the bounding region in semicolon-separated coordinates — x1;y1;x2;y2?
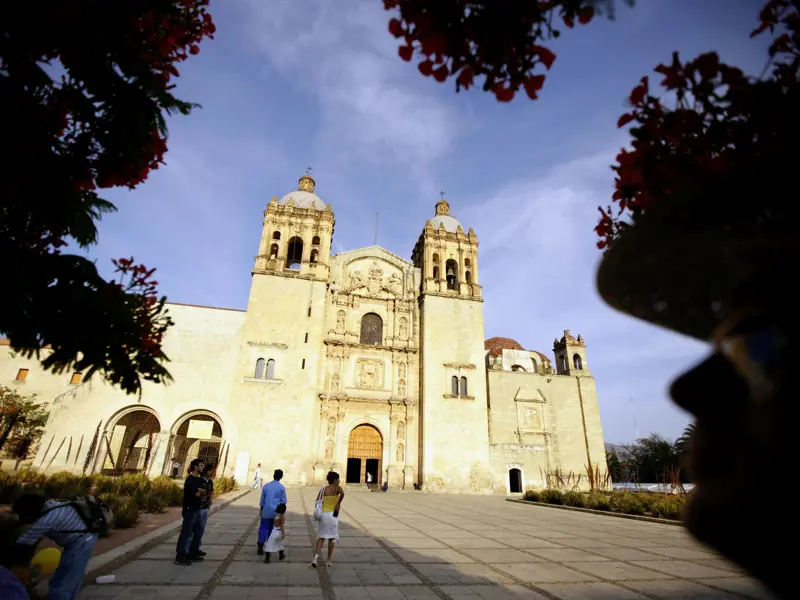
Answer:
383;0;798;249
1;1;216;395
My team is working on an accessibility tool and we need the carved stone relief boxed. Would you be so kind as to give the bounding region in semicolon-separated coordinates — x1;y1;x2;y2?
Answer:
523;408;541;429
367;262;384;295
398;379;406;398
397;361;406;379
388;272;402;294
397;421;405;440
325;440;334;460
396;443;405;463
356;359;384;390
327;417;336;437
331;374;340;393
336;310;346;332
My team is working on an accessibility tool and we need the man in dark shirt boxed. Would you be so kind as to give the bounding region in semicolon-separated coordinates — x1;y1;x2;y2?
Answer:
175;459;207;565
197;463;214;554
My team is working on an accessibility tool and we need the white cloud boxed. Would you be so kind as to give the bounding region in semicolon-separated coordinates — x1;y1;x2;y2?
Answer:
241;0;459;183
459;149;706;442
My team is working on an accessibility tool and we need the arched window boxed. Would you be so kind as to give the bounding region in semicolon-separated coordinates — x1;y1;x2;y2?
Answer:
464;258;471;268
287;236;303;269
451;376;459;396
266;359;276;380
465;270;472;284
360;313;383;345
433;266;440;280
460;376;468;396
511;365;525;372
573;354;583;370
312;235;321;246
254;358;266;379
269;243;279;259
531;359;538;373
310;249;318;264
445;259;458;290
432;253;439;263
272;231;281;240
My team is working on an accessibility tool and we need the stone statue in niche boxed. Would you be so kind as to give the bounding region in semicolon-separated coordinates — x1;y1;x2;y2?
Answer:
388;272;402;294
336;310;346;332
397;421;405;440
357;359;382;390
327;417;336;437
333;356;341;372
331;374;340;393
398;361;406;379
325;440;334;460
399;317;408;340
398;379;406;398
396;443;404;463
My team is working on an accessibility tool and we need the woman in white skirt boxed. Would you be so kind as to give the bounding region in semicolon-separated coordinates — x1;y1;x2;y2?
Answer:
263;503;286;563
312;471;345;568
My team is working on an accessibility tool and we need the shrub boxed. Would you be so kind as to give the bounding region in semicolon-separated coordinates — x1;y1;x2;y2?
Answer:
611;493;646;515
115;474;150;497
0;480;22;504
562;491;585;508
169;485;184;506
650;498;684;520
215;476;237;494
143;490;170;514
522;489;540;502
539;488;564;505
107;495;139;529
585;493;612;511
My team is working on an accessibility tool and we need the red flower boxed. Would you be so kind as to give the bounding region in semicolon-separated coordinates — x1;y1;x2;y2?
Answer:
524;74;545;99
457;66;474;88
617;113;636;128
398;45;413;62
533;45;556;70
388;18;404;38
433;65;449;82
418;60;434;76
189;45;200;55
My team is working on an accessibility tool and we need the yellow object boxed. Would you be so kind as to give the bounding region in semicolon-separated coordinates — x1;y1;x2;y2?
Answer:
31;548;61;576
322;495;338;513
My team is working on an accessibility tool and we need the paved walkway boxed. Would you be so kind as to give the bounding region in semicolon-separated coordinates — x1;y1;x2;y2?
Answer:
80;489;776;600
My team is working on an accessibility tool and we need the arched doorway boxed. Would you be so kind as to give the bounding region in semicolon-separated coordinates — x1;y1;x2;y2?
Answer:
346;425;382;485
102;409;161;475
509;468;523;493
169;413;223;478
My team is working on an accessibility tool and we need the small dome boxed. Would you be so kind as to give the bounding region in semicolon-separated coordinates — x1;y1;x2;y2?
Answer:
485;337;525;357
277;190;326;211
429;215;463;233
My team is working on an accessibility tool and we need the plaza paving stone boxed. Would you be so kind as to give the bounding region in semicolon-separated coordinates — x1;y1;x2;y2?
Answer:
80;488;777;600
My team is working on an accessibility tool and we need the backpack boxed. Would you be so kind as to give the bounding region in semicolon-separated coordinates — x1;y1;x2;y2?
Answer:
47;495;114;537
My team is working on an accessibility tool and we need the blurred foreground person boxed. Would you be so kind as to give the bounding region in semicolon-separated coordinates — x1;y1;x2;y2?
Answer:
597;173;795;598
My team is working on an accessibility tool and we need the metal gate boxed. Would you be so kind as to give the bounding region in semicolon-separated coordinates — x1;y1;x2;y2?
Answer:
168;414;223;478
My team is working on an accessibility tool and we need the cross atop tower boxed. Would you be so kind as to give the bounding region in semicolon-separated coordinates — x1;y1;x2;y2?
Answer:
306;166;313;175
440;190;445;200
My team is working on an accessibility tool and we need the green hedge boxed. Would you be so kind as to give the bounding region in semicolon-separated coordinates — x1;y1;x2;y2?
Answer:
522;488;687;520
0;471;238;532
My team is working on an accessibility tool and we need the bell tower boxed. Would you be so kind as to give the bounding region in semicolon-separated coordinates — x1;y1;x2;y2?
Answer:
412;197;491;491
253;172;334;281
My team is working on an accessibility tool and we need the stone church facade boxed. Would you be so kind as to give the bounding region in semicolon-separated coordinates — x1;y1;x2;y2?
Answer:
0;173;606;493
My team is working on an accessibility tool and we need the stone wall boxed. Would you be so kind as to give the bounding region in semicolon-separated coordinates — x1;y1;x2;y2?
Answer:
487;368;606;491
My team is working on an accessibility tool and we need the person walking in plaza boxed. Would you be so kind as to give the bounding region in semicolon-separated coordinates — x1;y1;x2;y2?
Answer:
312;471;344;568
12;493;99;600
253;463;262;489
175;458;207;565
197;462;214;553
262;503;286;563
257;469;287;555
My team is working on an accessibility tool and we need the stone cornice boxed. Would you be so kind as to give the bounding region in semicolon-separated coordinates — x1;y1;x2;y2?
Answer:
443;362;476;370
420;291;484;303
247;341;288;349
323;339;418;354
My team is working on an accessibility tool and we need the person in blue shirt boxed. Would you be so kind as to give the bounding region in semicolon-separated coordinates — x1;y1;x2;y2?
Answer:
257;469;286;555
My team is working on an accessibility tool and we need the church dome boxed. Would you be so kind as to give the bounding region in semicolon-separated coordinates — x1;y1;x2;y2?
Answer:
484;337;525;357
428;215;463;232
277;173;326;211
427;197;464;232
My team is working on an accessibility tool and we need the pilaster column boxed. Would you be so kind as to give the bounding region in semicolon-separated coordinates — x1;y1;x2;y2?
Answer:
149;431;173;477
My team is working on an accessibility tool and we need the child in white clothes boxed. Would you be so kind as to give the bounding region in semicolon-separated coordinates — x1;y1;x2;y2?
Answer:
263;503;286;563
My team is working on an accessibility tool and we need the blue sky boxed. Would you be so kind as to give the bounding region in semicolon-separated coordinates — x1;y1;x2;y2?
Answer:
86;0;769;444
